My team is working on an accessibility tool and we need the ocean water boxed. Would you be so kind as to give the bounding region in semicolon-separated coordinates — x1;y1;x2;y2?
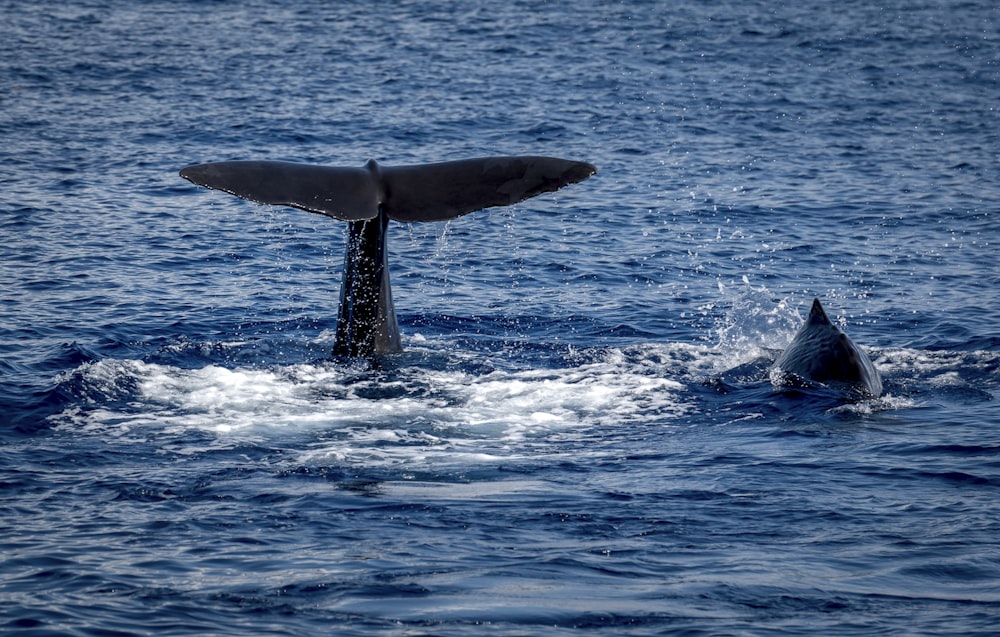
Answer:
2;0;999;634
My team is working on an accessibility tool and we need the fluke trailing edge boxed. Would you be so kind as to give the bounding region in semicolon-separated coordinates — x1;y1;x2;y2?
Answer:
770;298;882;398
179;156;596;357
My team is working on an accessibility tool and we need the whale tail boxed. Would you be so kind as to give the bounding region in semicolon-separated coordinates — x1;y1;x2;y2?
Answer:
770;298;882;398
179;156;596;223
180;155;596;358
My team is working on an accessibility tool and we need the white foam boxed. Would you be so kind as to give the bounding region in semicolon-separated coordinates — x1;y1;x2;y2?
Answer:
50;346;694;468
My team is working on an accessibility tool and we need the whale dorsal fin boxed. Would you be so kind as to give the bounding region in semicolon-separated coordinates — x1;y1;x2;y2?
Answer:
806;297;832;325
180;156;596;222
771;297;883;398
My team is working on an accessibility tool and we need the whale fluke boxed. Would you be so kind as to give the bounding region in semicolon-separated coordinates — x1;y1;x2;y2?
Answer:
179;155;596;357
770;298;882;398
179;156;596;222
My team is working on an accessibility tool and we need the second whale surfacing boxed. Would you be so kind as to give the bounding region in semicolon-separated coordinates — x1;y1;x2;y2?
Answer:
180;156;596;358
770;298;883;398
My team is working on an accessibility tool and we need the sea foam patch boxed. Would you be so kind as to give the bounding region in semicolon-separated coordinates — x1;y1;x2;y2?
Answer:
49;346;693;468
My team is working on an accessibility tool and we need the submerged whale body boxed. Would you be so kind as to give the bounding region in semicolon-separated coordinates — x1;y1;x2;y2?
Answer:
180;156;596;357
770;298;882;398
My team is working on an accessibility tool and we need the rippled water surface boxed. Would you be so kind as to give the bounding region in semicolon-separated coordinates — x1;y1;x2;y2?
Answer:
2;0;999;634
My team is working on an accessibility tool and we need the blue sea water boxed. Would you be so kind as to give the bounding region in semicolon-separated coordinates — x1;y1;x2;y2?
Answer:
2;0;999;634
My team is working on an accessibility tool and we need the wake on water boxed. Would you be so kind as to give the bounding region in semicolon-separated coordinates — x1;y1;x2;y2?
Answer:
46;283;988;477
49;339;691;464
